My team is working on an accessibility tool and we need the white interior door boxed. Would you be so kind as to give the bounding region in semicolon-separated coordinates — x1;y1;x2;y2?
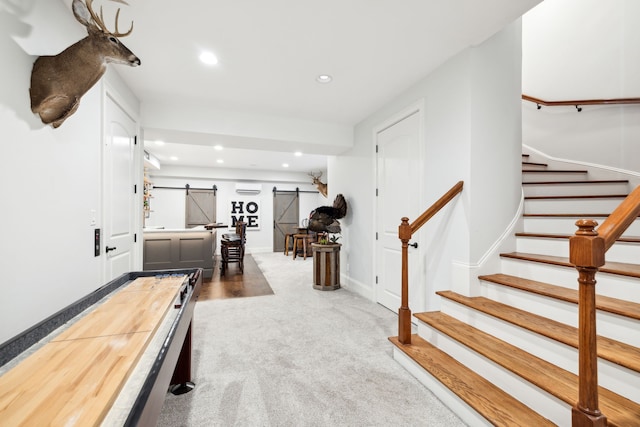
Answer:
375;109;422;313
103;95;137;281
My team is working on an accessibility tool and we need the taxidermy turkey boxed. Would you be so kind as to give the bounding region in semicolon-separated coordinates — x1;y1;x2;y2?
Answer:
308;194;348;233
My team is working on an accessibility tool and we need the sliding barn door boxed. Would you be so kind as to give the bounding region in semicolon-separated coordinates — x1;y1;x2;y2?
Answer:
273;191;299;252
185;189;216;228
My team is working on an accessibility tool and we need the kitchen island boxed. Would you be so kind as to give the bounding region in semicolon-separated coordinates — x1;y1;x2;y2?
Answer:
143;227;216;278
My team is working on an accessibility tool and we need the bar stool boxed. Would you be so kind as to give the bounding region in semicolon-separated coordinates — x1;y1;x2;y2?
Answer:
284;233;293;255
284;227;308;256
292;233;314;260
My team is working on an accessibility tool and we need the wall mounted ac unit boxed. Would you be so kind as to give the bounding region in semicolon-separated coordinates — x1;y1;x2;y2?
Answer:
235;183;262;194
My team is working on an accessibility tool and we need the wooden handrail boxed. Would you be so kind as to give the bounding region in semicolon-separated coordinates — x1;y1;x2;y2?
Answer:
596;185;640;250
523;94;640;108
397;181;464;344
569;184;640;426
410;181;464;234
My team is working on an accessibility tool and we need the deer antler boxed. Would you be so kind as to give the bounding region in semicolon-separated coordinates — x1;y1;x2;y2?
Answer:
85;0;134;37
112;8;134;36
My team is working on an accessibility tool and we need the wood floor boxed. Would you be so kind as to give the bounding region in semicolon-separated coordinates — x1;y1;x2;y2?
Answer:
199;254;274;301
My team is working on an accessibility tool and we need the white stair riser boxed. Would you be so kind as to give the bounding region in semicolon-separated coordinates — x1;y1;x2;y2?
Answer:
516;237;640;264
525;198;626;214
522;172;588;182
524;217;640;236
479;280;640;347
417;322;571;426
440;298;640;403
500;258;640;304
480;283;578;328
523;182;629;197
392;349;493;427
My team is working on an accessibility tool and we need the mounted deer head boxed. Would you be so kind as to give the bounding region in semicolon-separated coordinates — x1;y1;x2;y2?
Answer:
308;171;328;198
30;0;140;128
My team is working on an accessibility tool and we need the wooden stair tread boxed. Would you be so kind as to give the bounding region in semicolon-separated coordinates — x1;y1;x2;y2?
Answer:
414;312;640;427
515;232;640;243
525;194;628;200
478;273;640;321
522;179;629;185
522;161;548;167
437;290;640;372
500;251;640;279
388;335;555;427
522;169;588;173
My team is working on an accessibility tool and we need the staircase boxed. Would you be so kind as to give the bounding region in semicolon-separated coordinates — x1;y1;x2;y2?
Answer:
389;154;640;426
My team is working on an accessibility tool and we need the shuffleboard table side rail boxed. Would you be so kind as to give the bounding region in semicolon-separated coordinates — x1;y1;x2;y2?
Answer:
124;268;202;426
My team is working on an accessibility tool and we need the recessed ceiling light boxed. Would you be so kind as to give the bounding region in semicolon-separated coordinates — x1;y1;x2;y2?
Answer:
170;156;178;161
214;145;223;151
216;159;224;164
282;163;289;168
294;151;302;157
316;74;332;83
199;51;218;65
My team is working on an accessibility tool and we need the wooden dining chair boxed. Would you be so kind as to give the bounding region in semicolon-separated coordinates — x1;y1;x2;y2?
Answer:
220;221;247;276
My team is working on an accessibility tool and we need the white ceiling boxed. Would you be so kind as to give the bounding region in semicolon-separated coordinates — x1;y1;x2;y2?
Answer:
95;0;541;172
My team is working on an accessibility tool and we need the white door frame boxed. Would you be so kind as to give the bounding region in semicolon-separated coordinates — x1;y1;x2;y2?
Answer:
372;98;427;313
101;78;142;282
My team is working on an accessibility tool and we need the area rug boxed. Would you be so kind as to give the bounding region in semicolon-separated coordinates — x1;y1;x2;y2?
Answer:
198;254;274;301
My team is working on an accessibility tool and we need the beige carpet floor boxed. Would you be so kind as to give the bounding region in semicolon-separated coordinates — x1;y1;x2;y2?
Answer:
157;251;466;426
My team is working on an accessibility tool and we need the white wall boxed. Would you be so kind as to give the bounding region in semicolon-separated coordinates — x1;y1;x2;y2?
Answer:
334;22;522;306
0;0;140;344
145;167;324;253
522;0;640;173
469;23;523;262
329;22;521;304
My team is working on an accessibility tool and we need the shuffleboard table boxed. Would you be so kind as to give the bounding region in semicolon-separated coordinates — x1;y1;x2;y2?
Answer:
0;268;202;426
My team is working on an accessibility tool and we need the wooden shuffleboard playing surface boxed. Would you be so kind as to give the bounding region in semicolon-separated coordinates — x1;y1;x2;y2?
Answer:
0;274;187;427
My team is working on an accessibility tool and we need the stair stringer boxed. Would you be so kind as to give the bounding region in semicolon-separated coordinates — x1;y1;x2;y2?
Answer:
450;192;524;297
522;144;640;187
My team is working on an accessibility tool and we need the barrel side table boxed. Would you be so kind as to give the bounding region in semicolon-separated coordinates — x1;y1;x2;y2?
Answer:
311;243;341;291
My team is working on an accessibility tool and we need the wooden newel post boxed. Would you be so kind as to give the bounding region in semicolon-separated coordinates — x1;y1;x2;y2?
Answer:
398;217;412;344
569;219;607;427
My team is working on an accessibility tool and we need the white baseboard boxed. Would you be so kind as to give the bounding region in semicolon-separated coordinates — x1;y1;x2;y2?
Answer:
340;273;374;301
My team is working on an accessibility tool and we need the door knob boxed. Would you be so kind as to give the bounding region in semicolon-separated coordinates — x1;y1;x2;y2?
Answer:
105;246;117;253
409;242;418;249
